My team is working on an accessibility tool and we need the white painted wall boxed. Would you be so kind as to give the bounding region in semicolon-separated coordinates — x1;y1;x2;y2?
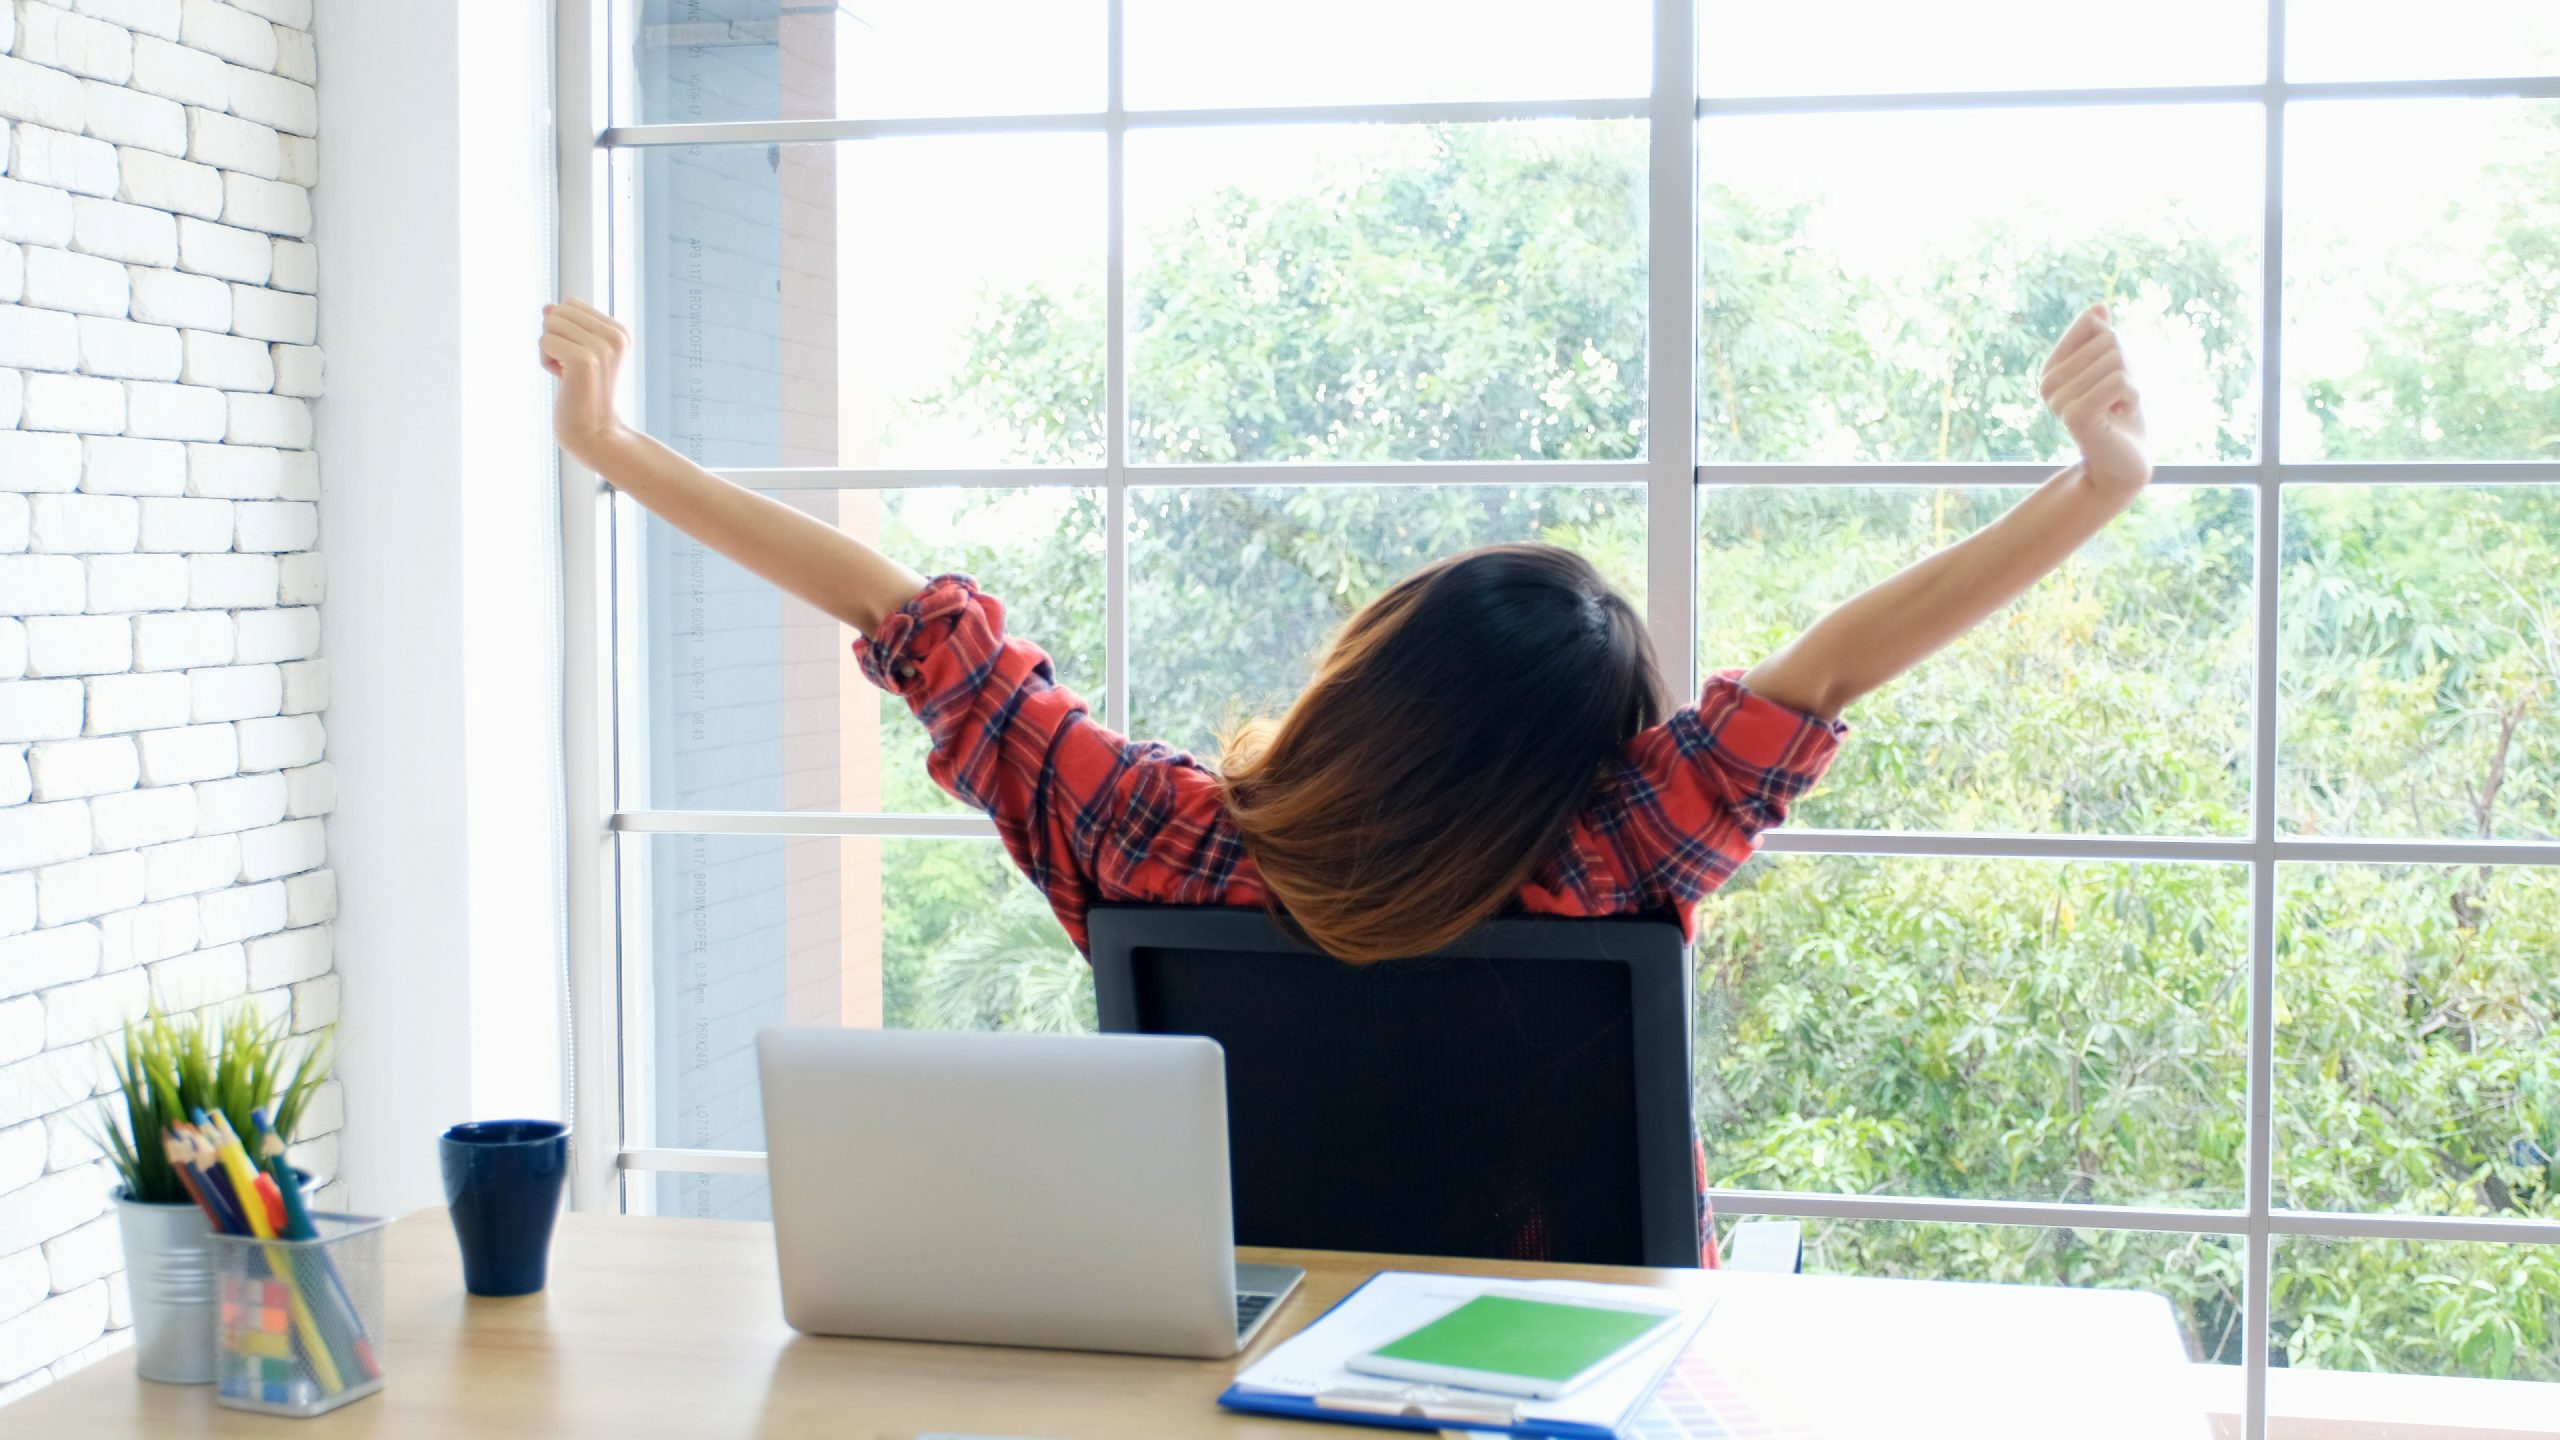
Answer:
310;0;561;1223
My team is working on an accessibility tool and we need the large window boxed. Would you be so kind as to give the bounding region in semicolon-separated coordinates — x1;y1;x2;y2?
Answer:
558;1;2560;1424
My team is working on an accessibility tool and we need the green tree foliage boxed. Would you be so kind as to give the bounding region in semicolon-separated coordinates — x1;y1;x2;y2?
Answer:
878;121;2559;1378
2280;487;2560;842
1125;125;1649;465
2298;109;2560;463
1703;212;2256;463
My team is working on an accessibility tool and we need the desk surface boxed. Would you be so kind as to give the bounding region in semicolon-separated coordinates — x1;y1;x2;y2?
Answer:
13;1208;2207;1438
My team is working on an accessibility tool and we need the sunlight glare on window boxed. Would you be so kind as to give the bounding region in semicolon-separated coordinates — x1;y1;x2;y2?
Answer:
634;135;1105;471
1699;0;2264;96
2282;101;2560;462
1124;0;1649;109
2289;0;2560;80
626;0;1104;123
1699;105;2262;463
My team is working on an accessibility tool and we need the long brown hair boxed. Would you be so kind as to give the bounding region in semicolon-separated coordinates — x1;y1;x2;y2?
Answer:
1219;544;1666;963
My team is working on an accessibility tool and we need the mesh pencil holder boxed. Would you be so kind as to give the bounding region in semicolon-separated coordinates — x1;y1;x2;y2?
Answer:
210;1214;390;1417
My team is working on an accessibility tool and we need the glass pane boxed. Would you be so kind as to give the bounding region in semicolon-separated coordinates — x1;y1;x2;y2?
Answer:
1127;122;1647;464
633;136;1104;471
2289;0;2560;81
644;1171;770;1222
1697;856;2249;1208
2276;1237;2560;1381
1125;0;1649;109
1126;485;1645;754
2278;486;2558;840
1701;0;2263;96
2284;101;2560;461
1698;487;2254;835
1700;106;2262;463
626;1;1103;124
628;833;1088;1179
2278;865;2560;1220
636;489;1102;815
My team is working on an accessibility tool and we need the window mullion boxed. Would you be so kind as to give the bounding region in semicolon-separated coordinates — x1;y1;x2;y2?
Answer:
1645;0;1699;697
2243;1;2291;1430
1104;0;1131;732
556;0;620;1218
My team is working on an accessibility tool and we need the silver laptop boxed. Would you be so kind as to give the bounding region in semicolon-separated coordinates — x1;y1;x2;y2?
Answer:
755;1026;1303;1358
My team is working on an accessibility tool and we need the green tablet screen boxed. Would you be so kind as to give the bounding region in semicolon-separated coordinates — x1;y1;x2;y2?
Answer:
1368;1295;1674;1383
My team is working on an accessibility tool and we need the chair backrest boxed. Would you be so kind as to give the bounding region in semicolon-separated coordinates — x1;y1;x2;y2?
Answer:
1088;905;1698;1268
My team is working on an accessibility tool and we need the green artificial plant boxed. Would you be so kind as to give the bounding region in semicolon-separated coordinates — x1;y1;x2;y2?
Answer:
95;1004;333;1205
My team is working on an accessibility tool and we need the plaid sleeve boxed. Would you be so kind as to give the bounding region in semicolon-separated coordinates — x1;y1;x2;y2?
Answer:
854;575;1118;948
1541;669;1845;920
855;575;1239;953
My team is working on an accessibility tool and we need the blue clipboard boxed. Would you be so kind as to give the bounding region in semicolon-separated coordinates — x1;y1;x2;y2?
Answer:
1217;1271;1695;1439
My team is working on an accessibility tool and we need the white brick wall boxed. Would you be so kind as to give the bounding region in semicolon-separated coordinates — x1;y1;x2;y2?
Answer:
0;0;329;1403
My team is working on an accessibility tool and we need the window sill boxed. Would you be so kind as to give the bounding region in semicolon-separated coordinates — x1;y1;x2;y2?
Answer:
2195;1363;2560;1440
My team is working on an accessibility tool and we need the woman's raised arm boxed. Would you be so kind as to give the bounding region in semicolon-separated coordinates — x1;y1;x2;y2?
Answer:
1740;304;2152;721
540;298;926;634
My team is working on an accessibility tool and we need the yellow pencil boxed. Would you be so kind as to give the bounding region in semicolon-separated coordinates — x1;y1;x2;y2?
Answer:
205;1112;344;1394
206;1115;270;1233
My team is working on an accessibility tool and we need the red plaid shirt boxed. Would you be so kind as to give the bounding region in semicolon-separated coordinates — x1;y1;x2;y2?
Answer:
858;575;1846;1268
858;575;1846;951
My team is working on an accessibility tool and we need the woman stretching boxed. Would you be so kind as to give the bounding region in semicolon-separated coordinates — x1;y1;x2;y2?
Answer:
541;298;2147;963
544;299;2146;1263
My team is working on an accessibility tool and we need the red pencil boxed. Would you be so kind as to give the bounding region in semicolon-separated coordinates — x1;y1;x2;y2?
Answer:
254;1171;285;1234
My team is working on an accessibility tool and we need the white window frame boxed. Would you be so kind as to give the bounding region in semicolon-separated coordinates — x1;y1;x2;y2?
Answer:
552;3;2560;1433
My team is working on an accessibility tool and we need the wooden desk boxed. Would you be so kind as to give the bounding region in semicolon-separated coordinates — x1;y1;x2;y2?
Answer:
12;1209;2208;1438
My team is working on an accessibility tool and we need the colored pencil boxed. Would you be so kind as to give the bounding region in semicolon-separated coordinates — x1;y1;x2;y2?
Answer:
199;1110;344;1394
251;1110;379;1384
249;1112;318;1242
158;1131;224;1231
180;1123;247;1234
195;1124;252;1234
261;1149;316;1241
253;1171;285;1234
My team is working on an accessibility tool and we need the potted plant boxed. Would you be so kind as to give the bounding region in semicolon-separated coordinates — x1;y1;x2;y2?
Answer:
92;1005;331;1384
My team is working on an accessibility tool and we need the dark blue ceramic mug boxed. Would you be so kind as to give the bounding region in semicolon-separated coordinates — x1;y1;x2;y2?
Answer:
439;1120;569;1297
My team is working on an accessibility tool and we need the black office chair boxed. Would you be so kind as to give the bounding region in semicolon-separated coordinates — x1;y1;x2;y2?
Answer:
1088;905;1704;1268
